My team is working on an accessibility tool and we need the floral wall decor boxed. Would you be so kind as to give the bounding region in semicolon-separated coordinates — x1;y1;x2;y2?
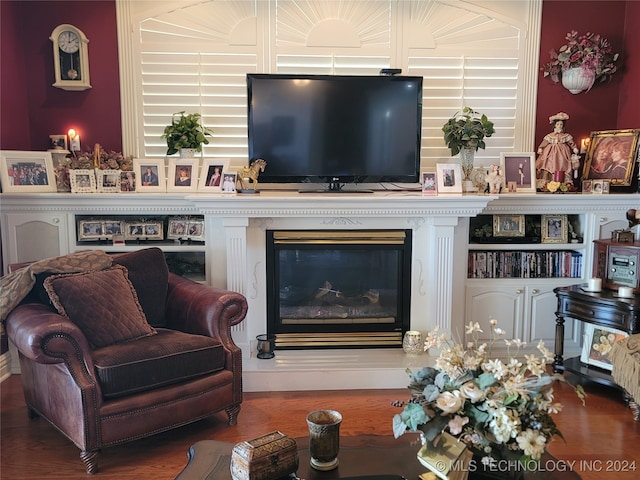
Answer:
542;31;620;94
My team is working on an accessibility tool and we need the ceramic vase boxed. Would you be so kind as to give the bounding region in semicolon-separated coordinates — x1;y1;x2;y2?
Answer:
561;67;596;94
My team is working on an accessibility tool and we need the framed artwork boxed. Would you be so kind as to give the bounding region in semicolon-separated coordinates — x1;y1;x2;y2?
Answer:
103;220;124;238
582;129;640;186
435;163;462;194
421;171;437;195
78;220;104;240
120;171;136;192
95;169;121;193
125;222;146;240
492;214;525;237
591;180;610;194
186;219;205;241
580;324;628;371
221;171;238;194
0;150;57;193
581;180;592;193
134;159;166;193
500;152;536;193
168;158;199;192
48;134;68;151
541;214;568;243
167;216;205;241
198;159;229;192
70;169;96;193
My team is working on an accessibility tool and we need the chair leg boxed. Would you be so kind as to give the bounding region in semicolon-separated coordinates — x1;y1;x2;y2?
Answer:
225;404;241;426
622;390;640;422
81;450;100;475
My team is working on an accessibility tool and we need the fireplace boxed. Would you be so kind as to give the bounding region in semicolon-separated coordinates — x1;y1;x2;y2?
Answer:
266;230;412;349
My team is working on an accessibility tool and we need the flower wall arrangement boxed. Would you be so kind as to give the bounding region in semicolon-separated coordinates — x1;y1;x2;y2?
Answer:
542;31;620;91
393;321;585;469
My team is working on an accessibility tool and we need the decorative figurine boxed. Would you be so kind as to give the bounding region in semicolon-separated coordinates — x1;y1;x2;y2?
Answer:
237;158;267;193
485;164;504;193
535;112;579;184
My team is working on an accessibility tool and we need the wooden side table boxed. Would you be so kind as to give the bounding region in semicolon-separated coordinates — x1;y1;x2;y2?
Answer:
553;284;640;388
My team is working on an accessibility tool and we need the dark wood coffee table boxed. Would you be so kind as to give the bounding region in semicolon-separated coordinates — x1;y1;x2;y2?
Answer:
175;434;581;480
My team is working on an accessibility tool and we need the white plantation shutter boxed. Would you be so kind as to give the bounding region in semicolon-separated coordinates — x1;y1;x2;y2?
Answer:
118;0;541;170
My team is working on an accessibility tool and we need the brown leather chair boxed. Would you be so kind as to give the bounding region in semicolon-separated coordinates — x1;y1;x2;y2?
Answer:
4;248;247;474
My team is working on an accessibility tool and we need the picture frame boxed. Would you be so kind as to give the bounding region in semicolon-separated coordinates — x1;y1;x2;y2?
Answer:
492;214;525;237
168;158;199;192
134;159;166;193
421;171;437;195
500;152;536;193
78;220;104;240
581;179;592;193
185;218;205;241
582;129;640;186
70;169;96;193
95;169;121;193
221;171;238;194
198;159;229;192
591;179;610;194
119;171;136;192
167;216;205;241
580;323;628;371
138;221;164;240
0;150;57;193
48;134;68;151
435;163;462;194
541;214;568;244
103;220;124;238
124;222;147;240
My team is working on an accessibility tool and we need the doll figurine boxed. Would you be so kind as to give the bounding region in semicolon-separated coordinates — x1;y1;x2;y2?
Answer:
535;112;579;184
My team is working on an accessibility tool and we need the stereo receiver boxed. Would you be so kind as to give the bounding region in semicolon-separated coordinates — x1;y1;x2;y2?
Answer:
592;239;640;292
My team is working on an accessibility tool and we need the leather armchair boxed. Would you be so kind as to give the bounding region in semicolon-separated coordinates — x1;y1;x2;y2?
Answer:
4;248;248;474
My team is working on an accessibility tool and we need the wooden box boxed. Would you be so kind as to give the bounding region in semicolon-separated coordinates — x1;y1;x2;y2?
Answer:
230;431;298;480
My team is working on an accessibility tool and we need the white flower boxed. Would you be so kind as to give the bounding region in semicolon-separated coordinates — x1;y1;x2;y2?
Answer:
490;318;498;326
525;354;545;377
516;428;547;459
466;321;483;335
493;327;506;336
448;415;469;435
537;340;554;363
489;407;520;443
436;390;464;414
460;381;486;403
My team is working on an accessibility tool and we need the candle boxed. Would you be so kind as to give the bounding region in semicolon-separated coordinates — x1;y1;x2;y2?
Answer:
553;170;565;183
587;278;602;292
618;286;634;298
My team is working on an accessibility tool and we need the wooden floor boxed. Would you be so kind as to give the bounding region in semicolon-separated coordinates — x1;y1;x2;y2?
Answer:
1;373;638;480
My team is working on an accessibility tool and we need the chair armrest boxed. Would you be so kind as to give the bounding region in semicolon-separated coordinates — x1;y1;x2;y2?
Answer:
165;274;248;350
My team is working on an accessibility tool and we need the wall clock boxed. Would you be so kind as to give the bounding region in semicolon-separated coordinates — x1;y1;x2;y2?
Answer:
50;24;91;91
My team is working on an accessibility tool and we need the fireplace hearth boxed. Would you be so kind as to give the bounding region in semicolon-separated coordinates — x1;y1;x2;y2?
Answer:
266;230;412;349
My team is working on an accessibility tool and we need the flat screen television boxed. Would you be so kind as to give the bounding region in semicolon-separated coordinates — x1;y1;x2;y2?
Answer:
246;74;423;191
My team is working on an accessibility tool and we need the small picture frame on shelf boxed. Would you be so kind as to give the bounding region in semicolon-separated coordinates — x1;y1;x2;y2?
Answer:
221;172;238;194
0;150;57;193
421;171;437;195
95;169;121;193
500;152;536;193
48;134;68;151
70;169;96;193
167;216;205;241
120;170;136;192
591;180;609;194
581;180;592;193
580;324;628;371
168;158;199;192
78;220;104;240
134;159;166;193
142;220;164;240
541;214;568;243
198;159;229;192
186;218;205;241
582;129;640;187
125;222;146;240
103;220;124;238
435;163;462;194
492;214;525;237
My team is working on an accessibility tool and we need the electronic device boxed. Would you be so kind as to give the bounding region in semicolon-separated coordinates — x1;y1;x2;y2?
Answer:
246;74;423;191
593;239;640;292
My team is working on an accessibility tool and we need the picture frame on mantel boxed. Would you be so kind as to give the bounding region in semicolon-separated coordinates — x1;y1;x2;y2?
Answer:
500;152;536;193
435;163;462;194
582;129;640;187
134;158;166;193
0;150;57;193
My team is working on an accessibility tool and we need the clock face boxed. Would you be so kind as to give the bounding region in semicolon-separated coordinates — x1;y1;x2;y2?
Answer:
58;31;80;54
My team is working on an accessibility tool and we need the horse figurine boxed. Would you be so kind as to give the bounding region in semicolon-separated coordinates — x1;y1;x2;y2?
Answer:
237;158;267;191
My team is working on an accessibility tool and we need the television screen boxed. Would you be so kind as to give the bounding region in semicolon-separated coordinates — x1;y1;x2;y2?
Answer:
247;74;423;189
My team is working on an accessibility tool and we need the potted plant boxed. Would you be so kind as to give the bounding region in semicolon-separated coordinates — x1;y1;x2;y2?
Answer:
161;111;212;156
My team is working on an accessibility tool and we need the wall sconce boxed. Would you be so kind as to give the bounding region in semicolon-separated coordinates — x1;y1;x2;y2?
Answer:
580;137;590;154
68;129;81;151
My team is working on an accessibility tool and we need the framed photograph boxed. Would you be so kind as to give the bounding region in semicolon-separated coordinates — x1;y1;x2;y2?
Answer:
103;220;124;238
500;152;536;193
492;214;525;237
70;169;96;193
125;222;146;240
421;171;437;195
435;163;462;194
581;324;628;371
134;159;166;193
582;129;640;186
541;214;568;243
48;134;68;151
221;171;238;194
581;179;592;193
168;158;199;192
591;180;606;194
167;216;205;241
0;150;57;193
120;171;136;192
186;219;205;241
78;220;104;240
198;159;229;192
95;169;121;193
142;221;164;240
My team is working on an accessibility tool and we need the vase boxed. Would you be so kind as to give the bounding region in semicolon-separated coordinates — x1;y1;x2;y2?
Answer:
561;67;596;94
459;148;477;192
179;148;197;159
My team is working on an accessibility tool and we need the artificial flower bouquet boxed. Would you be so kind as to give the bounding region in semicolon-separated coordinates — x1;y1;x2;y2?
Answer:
393;320;585;470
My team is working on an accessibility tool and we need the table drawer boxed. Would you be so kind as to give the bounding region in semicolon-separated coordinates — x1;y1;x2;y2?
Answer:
561;299;631;330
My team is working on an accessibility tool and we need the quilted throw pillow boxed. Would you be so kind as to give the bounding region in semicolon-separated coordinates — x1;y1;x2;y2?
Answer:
44;265;157;349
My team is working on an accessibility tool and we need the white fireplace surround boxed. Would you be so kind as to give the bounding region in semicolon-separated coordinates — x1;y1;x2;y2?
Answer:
189;191;496;391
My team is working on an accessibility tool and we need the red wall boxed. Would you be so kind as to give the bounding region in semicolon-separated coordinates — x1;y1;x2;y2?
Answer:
0;1;122;152
1;1;637;155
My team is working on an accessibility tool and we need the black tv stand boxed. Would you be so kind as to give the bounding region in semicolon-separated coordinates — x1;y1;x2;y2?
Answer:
299;180;373;193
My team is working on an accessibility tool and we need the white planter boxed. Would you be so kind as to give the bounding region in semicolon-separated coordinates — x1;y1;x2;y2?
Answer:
561;67;596;94
179;148;197;159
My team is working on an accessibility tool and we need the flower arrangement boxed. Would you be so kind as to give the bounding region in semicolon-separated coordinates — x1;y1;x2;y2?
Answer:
64;145;134;171
442;107;495;156
542;31;619;84
537;180;577;194
393;321;585;468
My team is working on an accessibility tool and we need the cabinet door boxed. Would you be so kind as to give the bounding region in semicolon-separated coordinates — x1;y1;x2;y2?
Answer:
465;283;524;341
526;284;575;346
3;213;69;270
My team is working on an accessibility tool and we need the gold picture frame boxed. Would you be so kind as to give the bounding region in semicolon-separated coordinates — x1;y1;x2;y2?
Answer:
582;129;640;186
541;214;568;244
492;214;525;237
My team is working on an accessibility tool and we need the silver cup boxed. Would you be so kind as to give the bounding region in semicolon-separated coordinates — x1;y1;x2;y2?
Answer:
306;409;342;471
